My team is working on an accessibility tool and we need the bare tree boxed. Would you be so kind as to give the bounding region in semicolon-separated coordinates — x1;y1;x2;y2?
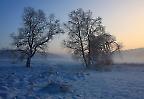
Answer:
11;7;63;67
64;8;100;67
64;8;120;68
64;9;89;67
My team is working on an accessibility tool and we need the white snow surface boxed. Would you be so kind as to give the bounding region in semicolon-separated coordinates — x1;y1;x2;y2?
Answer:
0;58;144;99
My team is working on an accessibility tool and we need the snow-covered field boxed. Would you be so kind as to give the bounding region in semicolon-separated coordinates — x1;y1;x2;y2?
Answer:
0;58;144;99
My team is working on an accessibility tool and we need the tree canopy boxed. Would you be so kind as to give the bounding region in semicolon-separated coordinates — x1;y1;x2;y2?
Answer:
64;8;120;68
11;7;63;67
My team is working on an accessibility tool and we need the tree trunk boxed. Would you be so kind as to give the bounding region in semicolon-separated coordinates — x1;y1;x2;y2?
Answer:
80;39;88;68
26;56;31;68
87;21;91;68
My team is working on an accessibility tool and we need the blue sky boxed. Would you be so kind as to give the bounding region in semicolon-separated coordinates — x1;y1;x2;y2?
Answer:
0;0;144;54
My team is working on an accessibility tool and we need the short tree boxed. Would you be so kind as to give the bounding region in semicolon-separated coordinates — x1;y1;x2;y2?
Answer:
90;33;120;65
64;8;120;68
11;7;63;67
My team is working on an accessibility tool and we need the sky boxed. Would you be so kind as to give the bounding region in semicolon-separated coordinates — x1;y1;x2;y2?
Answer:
0;0;144;54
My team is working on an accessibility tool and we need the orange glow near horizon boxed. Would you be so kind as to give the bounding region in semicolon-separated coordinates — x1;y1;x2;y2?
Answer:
113;15;144;50
101;1;144;50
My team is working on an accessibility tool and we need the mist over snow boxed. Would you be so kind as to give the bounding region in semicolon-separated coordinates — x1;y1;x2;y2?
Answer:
1;49;144;98
113;48;144;64
1;48;144;66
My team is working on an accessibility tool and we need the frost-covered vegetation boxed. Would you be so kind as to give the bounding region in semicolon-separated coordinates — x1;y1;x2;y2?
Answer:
0;58;144;99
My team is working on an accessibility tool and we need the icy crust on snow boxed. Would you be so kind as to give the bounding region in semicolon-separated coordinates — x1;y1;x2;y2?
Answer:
0;63;144;98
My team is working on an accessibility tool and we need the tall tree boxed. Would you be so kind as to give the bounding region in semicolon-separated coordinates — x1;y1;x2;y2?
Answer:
64;8;120;68
11;7;63;67
64;8;90;67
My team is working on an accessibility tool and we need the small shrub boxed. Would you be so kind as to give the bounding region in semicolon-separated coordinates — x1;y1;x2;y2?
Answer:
60;84;71;92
